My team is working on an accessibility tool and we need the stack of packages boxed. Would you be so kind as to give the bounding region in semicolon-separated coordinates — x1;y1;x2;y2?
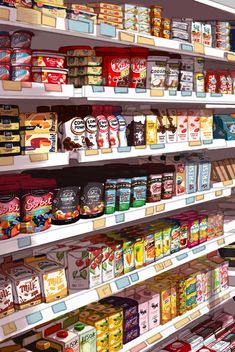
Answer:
60;46;103;88
123;5;150;35
151;6;171;39
0;104;20;157
88;2;124;29
66;4;97;24
216;21;231;51
171;18;192;42
20;111;58;154
33;0;67;23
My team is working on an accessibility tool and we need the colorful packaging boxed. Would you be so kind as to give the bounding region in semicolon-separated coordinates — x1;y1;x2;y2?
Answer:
188;110;201;142
0;273;14;318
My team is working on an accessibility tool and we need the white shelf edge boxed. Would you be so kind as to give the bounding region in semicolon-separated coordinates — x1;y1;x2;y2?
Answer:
0;153;69;172
122;287;235;352
0;222;235;342
0;187;231;256
193;0;235;14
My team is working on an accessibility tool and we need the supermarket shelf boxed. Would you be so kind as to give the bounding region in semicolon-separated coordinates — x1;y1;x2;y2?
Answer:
0;153;69;172
193;0;235;15
0;187;232;256
1;223;235;342
76;140;227;163
0;6;234;64
81;86;235;104
122;287;235;352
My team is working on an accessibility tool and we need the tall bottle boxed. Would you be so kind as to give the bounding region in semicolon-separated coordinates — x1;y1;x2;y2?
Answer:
113;106;128;147
84;105;98;150
104;105;119;148
95;105;109;149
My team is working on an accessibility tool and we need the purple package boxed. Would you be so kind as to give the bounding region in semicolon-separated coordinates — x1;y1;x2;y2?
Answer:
100;296;138;320
123;314;139;331
123;326;140;344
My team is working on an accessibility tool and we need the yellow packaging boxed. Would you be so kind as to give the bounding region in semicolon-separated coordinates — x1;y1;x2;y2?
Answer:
110;341;123;352
96;332;109;352
102;306;123;330
200;109;213;141
149;282;171;324
133;236;144;269
20;112;58;134
78;310;109;337
146;112;157;145
153;225;163;260
162;224;171;256
109;327;123;347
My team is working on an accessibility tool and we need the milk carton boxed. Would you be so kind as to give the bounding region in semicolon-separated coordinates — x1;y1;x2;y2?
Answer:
0;273;14;317
70;322;96;352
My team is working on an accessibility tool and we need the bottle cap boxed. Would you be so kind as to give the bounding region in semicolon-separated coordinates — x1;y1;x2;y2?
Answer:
56;330;68;338
74;323;85;331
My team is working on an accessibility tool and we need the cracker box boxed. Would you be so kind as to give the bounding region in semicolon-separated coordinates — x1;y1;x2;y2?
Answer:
67;246;102;290
0;273;14;318
21;132;57;155
6;265;41;309
25;256;67;303
19;112;57;134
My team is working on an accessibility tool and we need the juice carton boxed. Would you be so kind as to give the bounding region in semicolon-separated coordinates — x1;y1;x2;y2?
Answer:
25;256;67;303
156;109;167;144
161;224;171;256
78;310;109;337
0;273;14;318
67;246;102;290
198;161;211;192
188;217;200;248
143;232;155;266
105;240;123;278
153;225;163;260
171;216;188;250
122;238;135;273
188;110;201;142
195;269;204;304
198;215;208;244
149;283;171;324
69;322;96;352
184;269;197;311
93;243;115;282
47;330;79;351
200;109;213;141
146;111;157;145
166;109;177;143
174;161;186;196
176;110;188;142
132;235;144;269
126;291;149;334
6;264;41;309
185;161;197;194
168;219;181;254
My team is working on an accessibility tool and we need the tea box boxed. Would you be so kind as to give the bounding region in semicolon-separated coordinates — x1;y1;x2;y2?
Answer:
25;256;67;303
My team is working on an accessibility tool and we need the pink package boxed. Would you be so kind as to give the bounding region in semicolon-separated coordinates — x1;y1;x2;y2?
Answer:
140;288;160;330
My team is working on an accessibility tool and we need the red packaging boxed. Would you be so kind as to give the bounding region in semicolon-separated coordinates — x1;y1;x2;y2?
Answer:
95;47;130;87
0;32;10;48
20;178;56;234
0;184;20;240
11;48;32;66
165;341;191;352
217;70;229;94
0;65;10;80
205;71;217;93
0;48;11;64
129;48;148;89
31;67;68;84
196;348;215;352
32;50;66;68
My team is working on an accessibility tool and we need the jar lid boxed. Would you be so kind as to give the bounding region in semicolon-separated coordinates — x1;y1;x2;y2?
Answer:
36;340;50;350
74;323;85;331
56;330;68;338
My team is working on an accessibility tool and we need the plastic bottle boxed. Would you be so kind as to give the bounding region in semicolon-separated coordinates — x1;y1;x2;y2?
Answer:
104;105;119;148
94;105;109;149
113;106;128;147
83;105;98;150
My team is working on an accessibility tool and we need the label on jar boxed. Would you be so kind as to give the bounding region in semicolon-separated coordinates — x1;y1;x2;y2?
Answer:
84;115;98;150
131;176;147;207
109;57;130;87
107;114;119;148
96;115;109;149
62;117;86;151
161;173;173;199
21;190;53;233
116;178;131;211
52;186;80;223
104;179;116;215
147;174;162;202
80;182;104;217
130;56;147;89
0;194;20;240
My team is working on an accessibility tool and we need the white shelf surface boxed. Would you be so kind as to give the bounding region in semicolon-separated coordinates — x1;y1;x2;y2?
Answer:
76;139;227;163
193;0;235;14
0;153;69;172
0;6;234;63
122;287;235;352
0;187;231;256
0;219;235;342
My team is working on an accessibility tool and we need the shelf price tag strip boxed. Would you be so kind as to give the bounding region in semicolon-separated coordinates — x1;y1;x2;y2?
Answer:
115;276;131;290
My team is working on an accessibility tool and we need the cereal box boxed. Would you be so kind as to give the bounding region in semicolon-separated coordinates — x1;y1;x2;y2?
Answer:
200;109;213;141
25;256;67;303
6;265;41;309
176;110;188;142
67;247;102;290
0;273;14;318
188;110;201;142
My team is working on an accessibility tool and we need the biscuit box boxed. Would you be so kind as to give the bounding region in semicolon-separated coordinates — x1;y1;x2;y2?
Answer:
6;264;42;309
0;273;14;318
20;112;58;133
25;256;67;303
20;132;57;154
